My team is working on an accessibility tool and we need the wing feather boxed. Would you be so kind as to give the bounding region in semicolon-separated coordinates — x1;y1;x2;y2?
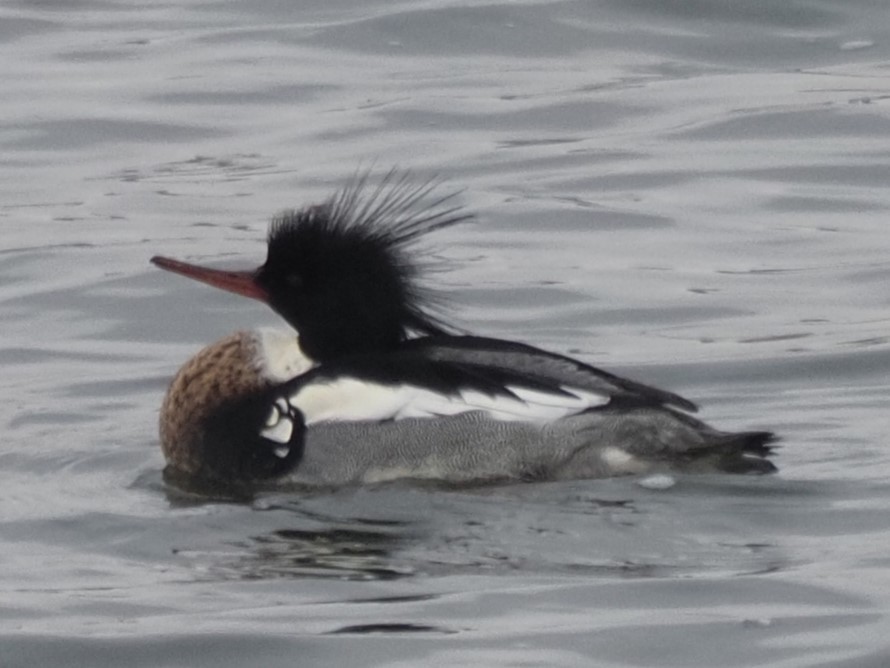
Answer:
276;334;690;429
285;373;609;427
402;335;698;412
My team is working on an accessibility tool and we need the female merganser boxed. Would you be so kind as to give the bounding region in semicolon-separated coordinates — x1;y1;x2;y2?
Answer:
152;173;776;489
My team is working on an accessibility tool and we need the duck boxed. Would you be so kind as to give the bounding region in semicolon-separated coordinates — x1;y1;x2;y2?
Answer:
151;171;776;489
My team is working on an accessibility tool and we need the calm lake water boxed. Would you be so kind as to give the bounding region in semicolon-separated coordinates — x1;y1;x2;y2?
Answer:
2;1;890;666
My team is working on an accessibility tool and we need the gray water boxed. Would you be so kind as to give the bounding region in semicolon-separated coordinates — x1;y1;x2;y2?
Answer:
2;1;890;666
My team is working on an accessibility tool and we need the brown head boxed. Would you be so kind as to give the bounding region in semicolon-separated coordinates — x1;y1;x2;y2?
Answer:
159;331;304;484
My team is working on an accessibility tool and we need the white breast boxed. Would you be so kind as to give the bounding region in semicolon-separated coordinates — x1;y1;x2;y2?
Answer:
253;327;315;382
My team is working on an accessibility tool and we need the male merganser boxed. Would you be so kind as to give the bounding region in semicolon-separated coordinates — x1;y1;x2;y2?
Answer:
152;173;776;489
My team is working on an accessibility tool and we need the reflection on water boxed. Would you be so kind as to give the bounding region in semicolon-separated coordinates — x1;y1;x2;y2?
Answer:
151;477;804;590
327;622;456;635
206;524;416;582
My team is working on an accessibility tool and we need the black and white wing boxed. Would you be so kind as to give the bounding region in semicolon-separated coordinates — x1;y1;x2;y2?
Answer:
274;348;612;427
400;335;698;413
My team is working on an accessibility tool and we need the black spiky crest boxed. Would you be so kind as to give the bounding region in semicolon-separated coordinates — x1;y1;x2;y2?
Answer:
255;170;472;361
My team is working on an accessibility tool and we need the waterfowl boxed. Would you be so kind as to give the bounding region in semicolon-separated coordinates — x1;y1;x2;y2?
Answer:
152;173;776;488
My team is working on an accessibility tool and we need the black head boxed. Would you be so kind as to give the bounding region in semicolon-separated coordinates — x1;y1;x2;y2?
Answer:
253;171;472;361
151;171;472;362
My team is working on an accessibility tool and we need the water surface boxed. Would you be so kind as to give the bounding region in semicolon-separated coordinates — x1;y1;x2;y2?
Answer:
2;1;890;666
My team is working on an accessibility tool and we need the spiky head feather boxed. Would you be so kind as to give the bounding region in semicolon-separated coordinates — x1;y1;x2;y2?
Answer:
255;171;472;361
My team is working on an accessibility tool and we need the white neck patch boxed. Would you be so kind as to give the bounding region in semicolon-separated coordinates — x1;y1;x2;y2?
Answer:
253;327;315;383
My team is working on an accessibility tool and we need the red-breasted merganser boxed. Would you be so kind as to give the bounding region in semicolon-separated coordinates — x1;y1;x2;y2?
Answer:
151;173;776;489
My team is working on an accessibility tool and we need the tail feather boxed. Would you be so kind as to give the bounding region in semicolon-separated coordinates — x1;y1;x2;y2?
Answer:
710;430;779;474
723;430;777;455
591;407;780;476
